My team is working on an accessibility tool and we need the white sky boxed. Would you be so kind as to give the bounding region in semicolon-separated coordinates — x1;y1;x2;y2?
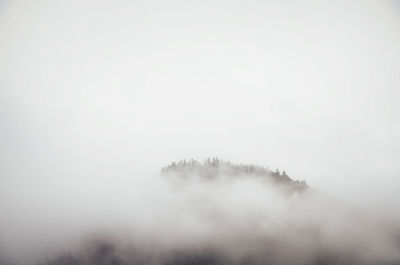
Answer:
1;0;400;214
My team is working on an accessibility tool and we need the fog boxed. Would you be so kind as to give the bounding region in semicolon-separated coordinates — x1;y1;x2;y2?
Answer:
1;0;400;264
2;160;400;265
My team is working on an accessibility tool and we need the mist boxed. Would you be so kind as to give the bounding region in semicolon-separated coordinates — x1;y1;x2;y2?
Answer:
1;159;400;265
1;0;400;264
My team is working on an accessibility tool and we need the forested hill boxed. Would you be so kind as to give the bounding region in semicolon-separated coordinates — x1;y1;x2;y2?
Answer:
161;158;307;191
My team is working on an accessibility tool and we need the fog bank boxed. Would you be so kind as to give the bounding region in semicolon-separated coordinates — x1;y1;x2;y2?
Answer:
1;160;399;265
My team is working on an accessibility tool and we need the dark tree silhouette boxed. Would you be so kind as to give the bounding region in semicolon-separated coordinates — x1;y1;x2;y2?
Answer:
161;158;307;191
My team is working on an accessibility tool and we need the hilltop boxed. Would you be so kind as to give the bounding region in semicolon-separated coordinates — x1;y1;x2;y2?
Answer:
161;158;307;191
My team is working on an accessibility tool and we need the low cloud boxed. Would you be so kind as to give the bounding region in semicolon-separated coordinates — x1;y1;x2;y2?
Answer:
1;159;399;265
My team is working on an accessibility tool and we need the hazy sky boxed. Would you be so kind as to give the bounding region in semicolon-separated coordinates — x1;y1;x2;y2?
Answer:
1;0;400;214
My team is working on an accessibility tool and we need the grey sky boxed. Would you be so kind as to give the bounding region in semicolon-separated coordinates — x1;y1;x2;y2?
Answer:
1;0;400;216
